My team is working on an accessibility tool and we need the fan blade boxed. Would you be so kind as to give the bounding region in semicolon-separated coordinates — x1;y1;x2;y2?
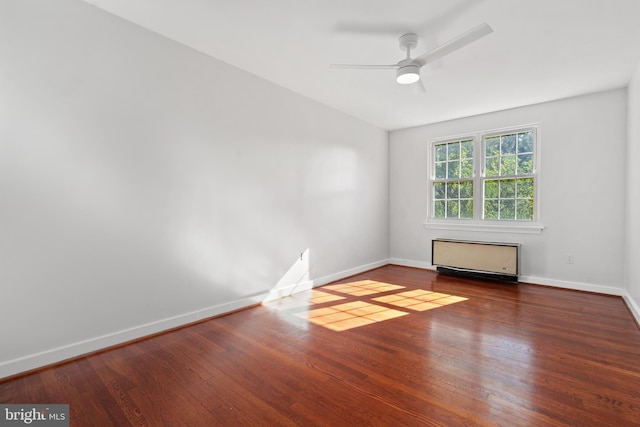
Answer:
330;64;397;70
412;79;426;93
414;23;493;67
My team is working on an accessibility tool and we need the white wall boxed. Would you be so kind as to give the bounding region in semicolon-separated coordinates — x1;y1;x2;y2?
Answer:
624;65;640;321
390;89;627;294
0;0;389;378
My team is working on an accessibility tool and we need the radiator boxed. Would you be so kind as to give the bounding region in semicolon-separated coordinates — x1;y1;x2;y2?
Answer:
431;239;520;282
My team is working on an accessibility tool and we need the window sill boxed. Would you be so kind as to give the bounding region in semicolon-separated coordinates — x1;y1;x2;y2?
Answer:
423;220;544;234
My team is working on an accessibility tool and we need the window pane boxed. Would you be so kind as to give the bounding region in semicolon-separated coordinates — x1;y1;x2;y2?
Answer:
486;137;500;157
435;162;446;179
501;155;516;175
447;200;459;218
460;200;473;219
446;182;459;199
501;134;516;155
460;159;474;178
485;157;500;177
434;200;445;218
460;181;473;198
517;131;533;153
500;199;515;219
461;140;474;159
500;179;515;198
447;161;460;179
516;199;533;220
433;182;445;200
517;154;533;174
448;142;460;160
485;180;498;198
517;178;534;198
435;144;447;162
484;200;499;219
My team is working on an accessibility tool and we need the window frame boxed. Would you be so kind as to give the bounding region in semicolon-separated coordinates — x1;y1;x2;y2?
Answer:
431;138;476;220
425;124;544;234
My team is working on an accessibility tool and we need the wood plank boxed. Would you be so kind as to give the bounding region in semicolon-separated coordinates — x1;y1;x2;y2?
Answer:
1;265;639;426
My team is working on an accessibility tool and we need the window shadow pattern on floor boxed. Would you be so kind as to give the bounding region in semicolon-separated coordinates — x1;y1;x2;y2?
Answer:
268;280;468;332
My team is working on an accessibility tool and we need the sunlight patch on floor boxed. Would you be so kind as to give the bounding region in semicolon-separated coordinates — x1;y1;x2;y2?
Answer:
267;280;470;332
323;280;405;296
295;301;408;331
373;290;468;312
308;290;347;304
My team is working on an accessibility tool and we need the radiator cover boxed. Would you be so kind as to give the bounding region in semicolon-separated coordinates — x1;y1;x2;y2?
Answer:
431;239;520;282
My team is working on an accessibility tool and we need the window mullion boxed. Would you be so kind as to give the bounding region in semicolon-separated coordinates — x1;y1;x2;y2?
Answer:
476;136;484;220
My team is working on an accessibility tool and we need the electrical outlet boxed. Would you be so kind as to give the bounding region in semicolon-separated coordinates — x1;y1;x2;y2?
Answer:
566;254;574;264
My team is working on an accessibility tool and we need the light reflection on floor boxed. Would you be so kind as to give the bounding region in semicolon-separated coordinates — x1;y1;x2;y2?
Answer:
265;280;469;332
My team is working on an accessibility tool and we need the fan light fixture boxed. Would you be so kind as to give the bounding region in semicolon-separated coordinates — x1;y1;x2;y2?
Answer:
396;65;420;84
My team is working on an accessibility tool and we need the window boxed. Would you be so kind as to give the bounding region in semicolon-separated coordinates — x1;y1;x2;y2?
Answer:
428;126;540;231
483;130;535;220
433;139;475;219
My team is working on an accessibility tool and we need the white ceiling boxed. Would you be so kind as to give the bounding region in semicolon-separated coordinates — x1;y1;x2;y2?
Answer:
83;0;640;130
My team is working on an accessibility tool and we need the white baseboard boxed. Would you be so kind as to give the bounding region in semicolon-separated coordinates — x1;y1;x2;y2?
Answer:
390;258;623;296
263;280;315;302
0;292;268;380
312;259;390;287
0;258;390;380
389;258;436;271
519;276;623;296
623;291;640;326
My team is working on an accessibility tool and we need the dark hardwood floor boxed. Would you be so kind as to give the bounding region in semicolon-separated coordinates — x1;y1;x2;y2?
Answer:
2;265;640;426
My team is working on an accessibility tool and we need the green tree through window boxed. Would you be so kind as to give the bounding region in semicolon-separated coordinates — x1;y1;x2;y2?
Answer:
433;139;474;219
430;127;537;223
483;131;535;220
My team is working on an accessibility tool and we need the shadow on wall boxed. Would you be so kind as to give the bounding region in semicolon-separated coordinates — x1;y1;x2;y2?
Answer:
264;248;312;302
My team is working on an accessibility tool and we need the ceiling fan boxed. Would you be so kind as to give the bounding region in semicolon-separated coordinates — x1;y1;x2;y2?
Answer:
330;23;493;91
